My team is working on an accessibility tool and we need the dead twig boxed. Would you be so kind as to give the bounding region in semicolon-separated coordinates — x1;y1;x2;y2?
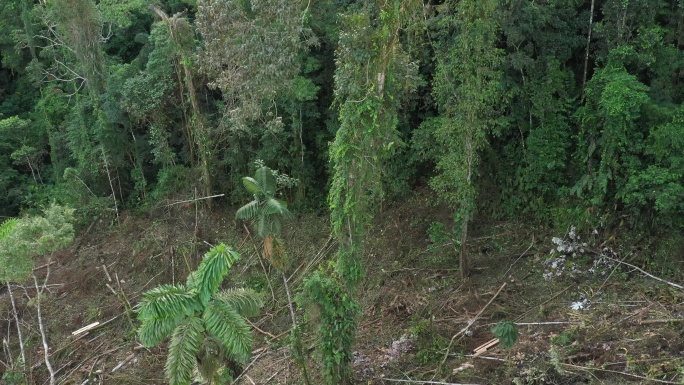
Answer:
245;319;277;339
600;254;684;290
380;378;482;385
230;348;268;384
165;194;225;207
559;362;681;384
440;282;507;366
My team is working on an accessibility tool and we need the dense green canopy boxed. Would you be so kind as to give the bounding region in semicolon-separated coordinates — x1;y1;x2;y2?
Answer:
0;0;681;232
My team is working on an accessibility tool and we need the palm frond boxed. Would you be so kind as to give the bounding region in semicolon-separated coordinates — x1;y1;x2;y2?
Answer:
137;284;199;321
254;166;277;197
138;315;186;347
263;198;290;217
235;200;260;221
166;316;204;385
0;218;18;239
215;288;263;317
241;177;262;195
202;300;252;362
195;244;240;306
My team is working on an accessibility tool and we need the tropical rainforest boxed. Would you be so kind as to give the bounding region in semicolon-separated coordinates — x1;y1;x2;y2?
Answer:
1;0;683;384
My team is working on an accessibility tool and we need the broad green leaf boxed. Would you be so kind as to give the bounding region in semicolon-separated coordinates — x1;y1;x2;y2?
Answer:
242;176;262;195
254;166;277;196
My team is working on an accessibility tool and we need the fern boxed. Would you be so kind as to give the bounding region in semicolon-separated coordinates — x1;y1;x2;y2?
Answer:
0;218;18;239
166;317;204;385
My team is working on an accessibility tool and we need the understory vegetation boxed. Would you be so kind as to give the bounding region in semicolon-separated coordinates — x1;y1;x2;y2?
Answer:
1;0;683;384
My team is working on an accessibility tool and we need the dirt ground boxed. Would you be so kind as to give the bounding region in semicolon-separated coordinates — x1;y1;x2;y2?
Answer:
2;189;684;385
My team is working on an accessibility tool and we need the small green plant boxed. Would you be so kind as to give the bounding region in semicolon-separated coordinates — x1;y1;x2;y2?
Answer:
492;320;518;349
551;330;575;346
137;244;263;385
409;317;445;364
299;264;359;385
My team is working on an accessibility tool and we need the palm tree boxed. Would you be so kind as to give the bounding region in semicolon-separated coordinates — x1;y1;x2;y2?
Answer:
236;165;311;385
137;244;262;385
236;165;292;268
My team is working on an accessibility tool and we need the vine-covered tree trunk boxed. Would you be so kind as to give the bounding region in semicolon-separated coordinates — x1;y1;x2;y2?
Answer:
431;0;504;278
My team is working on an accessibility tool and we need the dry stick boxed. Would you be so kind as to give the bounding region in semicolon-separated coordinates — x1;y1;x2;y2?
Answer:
114;273;134;328
33;265;56;385
245;319;277;339
559;362;681;384
601;255;684;290
440;282;507;367
581;0;596;93
230;348;268;385
6;282;27;372
100;148;119;224
164;193;225;207
263;367;285;384
381;379;482;385
501;239;535;279
514;284;573;322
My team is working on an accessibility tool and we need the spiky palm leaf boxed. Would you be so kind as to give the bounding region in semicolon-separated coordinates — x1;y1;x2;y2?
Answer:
203;299;253;362
138;284;199;321
166;317;204;385
214;288;263;317
139;315;187;347
194;244;240;305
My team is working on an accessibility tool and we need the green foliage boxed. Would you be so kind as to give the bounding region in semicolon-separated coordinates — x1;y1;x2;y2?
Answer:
427;0;504;276
492;320;518;349
0;204;75;282
329;0;419;284
300;264;359;385
137;244;262;385
236;165;293;239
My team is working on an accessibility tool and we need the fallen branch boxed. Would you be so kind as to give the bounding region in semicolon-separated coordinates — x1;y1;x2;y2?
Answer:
230;348;268;384
165;194;225;207
111;353;135;372
380;378;482;385
245;319;277;339
559;362;681;384
72;322;100;336
639;319;684;325
473;338;499;356
441;283;507;366
601;255;684;290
